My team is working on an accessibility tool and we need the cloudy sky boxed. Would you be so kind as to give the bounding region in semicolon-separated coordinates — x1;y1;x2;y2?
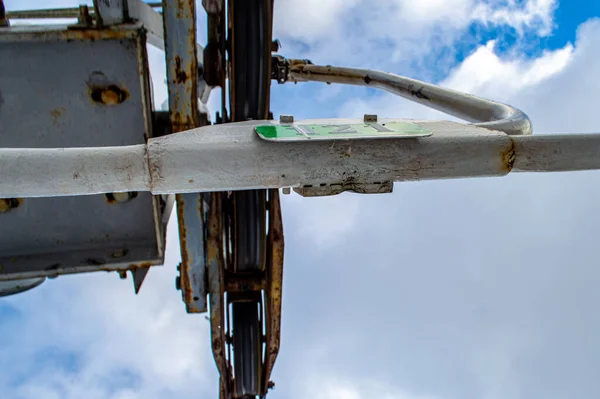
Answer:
3;0;600;398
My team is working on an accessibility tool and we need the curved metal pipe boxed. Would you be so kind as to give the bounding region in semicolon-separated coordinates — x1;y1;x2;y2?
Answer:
288;63;532;136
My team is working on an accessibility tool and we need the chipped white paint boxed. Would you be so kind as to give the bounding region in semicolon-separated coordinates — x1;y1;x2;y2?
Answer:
1;119;600;198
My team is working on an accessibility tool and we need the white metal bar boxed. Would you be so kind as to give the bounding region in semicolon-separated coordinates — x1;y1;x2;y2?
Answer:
512;134;600;172
0;145;150;198
2;120;600;198
148;119;513;193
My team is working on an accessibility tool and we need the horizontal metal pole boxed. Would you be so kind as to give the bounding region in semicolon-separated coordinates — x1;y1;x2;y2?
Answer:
513;134;600;172
289;63;532;136
1;120;600;198
0;145;150;198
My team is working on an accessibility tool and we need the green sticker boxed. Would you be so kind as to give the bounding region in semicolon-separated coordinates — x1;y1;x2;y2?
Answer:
255;121;432;141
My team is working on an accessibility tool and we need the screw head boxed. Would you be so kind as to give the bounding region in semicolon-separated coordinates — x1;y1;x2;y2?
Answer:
279;114;294;124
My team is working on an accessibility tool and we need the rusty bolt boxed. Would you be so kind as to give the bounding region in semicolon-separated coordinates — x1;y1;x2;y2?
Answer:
0;198;20;213
175;276;181;290
268;381;275;390
364;114;377;122
90;85;129;105
118;270;127;280
105;192;138;204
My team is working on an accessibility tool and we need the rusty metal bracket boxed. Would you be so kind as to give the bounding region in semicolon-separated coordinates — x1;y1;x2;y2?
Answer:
206;192;231;399
261;188;284;396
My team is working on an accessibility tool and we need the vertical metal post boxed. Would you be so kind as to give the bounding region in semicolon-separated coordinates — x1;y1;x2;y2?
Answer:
163;0;207;313
0;0;9;27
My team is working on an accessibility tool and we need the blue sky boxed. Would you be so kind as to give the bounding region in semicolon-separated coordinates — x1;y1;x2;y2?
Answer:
4;0;600;399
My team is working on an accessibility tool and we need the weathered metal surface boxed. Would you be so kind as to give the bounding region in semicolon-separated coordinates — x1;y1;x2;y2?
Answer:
94;0;125;26
163;0;199;132
262;188;284;396
0;25;167;281
8;121;600;197
206;193;231;399
0;119;522;197
0;146;150;198
287;61;532;136
512;134;600;172
176;193;208;312
224;273;266;293
163;0;211;312
148;119;515;193
0;23;142;42
293;181;394;197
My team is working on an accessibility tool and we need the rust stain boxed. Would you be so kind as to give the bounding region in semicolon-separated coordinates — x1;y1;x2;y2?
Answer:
176;194;194;304
501;141;516;173
89;85;130;105
262;189;285;394
174;56;189;83
188;179;194;183
73;172;80;179
0;198;22;213
30;28;136;42
129;262;153;269
50;107;66;125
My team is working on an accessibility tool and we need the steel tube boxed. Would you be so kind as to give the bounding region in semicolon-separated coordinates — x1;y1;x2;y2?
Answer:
512;134;600;172
289;63;532;136
2;121;600;198
0;145;150;198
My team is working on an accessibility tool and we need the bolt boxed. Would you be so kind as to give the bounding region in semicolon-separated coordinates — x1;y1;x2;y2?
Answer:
118;270;127;280
364;114;377;122
105;192;138;204
90;85;129;105
175;276;181;290
282;187;291;195
279;114;294;124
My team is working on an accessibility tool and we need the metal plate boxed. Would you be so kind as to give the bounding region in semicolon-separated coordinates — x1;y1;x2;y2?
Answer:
0;26;167;280
255;121;432;142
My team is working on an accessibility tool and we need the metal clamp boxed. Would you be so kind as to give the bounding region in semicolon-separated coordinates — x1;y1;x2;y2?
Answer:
284;60;532;136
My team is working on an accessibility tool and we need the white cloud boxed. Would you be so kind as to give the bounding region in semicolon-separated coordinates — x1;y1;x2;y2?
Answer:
473;0;557;36
0;213;216;399
273;0;558;66
282;192;362;250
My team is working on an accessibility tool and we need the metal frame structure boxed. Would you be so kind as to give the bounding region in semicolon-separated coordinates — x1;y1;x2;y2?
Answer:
4;59;600;198
3;1;600;398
